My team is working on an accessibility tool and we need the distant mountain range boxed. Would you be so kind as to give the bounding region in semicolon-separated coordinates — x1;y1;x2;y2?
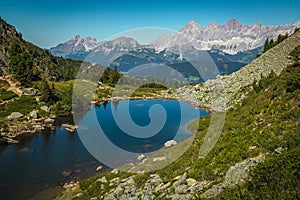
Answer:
152;19;300;54
50;19;300;82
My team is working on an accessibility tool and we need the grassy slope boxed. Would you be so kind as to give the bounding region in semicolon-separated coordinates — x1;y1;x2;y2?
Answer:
57;46;300;199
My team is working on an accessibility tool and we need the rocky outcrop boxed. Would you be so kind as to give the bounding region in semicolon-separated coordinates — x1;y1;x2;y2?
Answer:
68;154;265;199
201;154;265;198
174;31;300;111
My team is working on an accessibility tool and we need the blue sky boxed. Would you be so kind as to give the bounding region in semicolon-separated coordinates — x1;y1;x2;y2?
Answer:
0;0;299;48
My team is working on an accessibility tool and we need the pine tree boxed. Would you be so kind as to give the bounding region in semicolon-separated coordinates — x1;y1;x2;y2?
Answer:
109;65;121;85
263;38;270;53
41;79;57;104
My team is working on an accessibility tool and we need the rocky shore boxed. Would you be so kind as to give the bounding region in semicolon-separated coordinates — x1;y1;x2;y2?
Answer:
1;115;56;144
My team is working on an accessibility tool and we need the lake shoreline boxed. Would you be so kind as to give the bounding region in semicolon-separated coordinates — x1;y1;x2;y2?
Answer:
1;93;212;146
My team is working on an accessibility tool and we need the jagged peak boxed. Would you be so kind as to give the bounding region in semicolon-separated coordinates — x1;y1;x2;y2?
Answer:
225;19;242;27
208;20;217;27
184;20;201;29
187;20;197;26
72;35;81;40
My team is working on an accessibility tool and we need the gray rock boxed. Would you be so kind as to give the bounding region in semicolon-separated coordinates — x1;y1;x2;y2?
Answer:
275;147;284;154
192;180;211;193
186;178;197;186
164;140;177;148
40;105;50;112
32;122;41;128
29;110;38;119
44;118;54;123
91;197;98;200
201;154;265;198
172;173;187;188
22;88;38;96
171;194;193;200
200;183;224;199
73;193;84;198
114;186;124;196
104;193;117;200
223;154;265;187
7;112;23;120
111;168;119;174
157;193;166;199
174;184;187;194
155;182;171;192
248;145;257;150
96;176;107;183
137;154;146;161
96;165;103;171
147;174;163;186
109;177;120;187
152;156;166;162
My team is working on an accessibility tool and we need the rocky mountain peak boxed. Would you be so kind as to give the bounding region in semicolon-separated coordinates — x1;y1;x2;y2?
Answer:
185;20;201;28
73;35;81;40
225;19;242;28
208;20;218;27
152;20;300;55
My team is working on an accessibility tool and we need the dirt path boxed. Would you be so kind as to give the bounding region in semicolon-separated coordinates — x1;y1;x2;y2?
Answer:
0;76;22;96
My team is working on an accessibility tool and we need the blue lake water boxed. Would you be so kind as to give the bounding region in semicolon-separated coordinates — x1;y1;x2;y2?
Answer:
0;100;208;200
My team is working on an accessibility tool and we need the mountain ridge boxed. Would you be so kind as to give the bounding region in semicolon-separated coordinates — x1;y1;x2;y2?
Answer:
152;19;300;54
49;19;299;71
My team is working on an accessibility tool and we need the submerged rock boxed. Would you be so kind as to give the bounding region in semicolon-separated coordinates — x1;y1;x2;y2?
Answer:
61;170;72;177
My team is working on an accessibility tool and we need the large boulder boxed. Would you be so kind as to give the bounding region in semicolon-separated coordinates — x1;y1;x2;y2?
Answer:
7;112;23;120
22;88;38;96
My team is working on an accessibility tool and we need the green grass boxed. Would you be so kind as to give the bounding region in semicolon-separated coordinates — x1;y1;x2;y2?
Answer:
0;79;9;89
0;95;37;118
97;84;165;99
0;88;17;101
